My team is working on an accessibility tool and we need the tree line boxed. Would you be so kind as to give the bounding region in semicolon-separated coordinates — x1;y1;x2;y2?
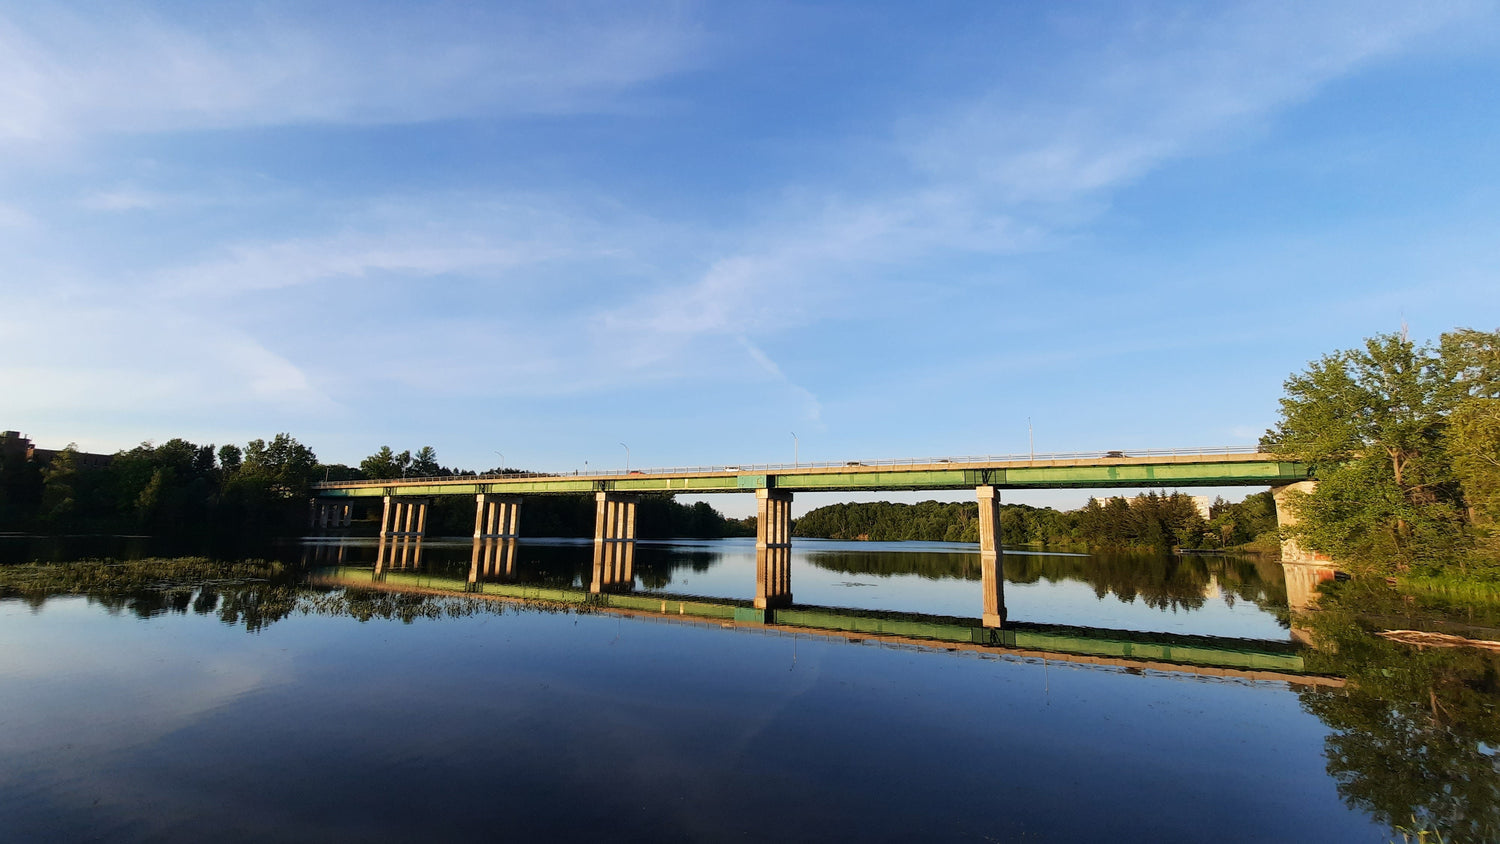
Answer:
791;491;1278;552
0;433;320;539
0;436;752;541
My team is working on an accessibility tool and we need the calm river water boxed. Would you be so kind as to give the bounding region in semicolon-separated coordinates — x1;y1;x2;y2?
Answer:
2;535;1496;842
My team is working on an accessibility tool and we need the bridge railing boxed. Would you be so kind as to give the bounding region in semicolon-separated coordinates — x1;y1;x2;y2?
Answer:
310;445;1267;490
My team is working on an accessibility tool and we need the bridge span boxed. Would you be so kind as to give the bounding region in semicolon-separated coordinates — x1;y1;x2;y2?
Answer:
308;447;1320;628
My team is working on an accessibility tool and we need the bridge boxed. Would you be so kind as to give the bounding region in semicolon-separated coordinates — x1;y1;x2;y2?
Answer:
308;447;1321;628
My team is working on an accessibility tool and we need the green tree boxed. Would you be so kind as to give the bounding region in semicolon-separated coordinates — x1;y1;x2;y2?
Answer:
360;446;410;480
218;444;242;475
240;433;318;498
38;444;80;525
410;446;440;477
1264;332;1484;573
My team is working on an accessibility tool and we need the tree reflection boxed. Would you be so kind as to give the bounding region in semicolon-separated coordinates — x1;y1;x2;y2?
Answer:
1299;581;1500;843
806;550;1289;616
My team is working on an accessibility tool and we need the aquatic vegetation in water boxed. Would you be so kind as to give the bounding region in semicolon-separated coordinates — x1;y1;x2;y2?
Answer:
0;557;283;596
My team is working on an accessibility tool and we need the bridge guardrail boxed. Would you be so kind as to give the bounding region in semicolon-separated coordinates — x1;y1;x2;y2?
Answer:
311;445;1268;490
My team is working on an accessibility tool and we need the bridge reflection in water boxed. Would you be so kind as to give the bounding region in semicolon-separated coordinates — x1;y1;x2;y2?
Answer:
310;535;1340;684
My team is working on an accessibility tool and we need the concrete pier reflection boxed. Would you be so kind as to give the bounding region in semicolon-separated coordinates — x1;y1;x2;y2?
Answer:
591;540;635;593
375;536;425;578
468;538;518;587
755;545;792;610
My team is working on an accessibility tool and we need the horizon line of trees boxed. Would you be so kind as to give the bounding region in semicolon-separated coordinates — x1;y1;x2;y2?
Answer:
0;435;755;541
791;491;1279;552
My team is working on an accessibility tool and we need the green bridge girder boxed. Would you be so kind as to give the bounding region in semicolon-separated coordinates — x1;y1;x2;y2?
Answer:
311;455;1309;499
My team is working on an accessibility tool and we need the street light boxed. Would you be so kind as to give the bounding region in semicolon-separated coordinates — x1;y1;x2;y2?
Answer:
620;442;630;473
493;451;505;475
791;431;798;467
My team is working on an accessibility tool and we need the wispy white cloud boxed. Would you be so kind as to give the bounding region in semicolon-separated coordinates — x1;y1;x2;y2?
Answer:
740;337;822;423
905;1;1479;204
0;2;702;142
0;200;32;227
78;188;174;212
0;296;334;414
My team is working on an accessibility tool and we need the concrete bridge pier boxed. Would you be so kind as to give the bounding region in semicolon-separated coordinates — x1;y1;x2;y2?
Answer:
474;494;522;540
978;485;1007;628
591;493;638;593
308;500;354;530
381;496;431;540
375;496;430;579
756;488;793;548
753;488;795;612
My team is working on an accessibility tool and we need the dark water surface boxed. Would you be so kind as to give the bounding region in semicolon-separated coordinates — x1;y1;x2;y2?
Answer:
3;535;1496;842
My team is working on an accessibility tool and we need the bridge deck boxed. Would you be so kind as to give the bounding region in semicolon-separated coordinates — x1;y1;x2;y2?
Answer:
312;450;1307;498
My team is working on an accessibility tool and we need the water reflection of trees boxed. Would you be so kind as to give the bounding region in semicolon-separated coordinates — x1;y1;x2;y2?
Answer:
20;581;551;633
806;550;1289;615
1299;581;1500;843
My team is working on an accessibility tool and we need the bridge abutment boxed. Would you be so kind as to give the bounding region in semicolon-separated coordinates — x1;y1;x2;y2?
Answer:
1270;481;1332;564
978;485;1007;628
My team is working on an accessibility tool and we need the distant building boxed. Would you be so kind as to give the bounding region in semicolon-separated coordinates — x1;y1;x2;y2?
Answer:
1191;495;1213;521
0;431;114;470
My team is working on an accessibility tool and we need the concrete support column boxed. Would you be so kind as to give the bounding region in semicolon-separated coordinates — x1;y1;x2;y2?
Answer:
474;495;522;540
593;493;638;542
1271;481;1331;564
977;485;1006;628
379;497;430;541
756;488;793;549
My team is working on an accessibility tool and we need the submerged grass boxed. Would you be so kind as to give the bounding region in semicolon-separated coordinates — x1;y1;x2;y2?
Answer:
0;557;283;597
1396;573;1500;604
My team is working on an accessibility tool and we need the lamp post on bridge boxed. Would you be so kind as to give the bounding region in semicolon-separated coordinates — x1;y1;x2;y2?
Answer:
620;442;630;473
493;451;505;475
791;431;798;468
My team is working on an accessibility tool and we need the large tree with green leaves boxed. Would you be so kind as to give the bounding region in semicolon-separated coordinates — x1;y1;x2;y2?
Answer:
1264;329;1499;574
360;446;410;480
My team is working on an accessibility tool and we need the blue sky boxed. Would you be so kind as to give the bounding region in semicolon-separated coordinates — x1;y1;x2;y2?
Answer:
3;1;1498;515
